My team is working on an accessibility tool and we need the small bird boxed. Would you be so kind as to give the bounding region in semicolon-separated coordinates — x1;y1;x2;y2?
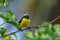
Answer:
18;14;30;30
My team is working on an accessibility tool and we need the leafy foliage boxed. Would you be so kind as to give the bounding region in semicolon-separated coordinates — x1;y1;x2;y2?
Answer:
0;0;19;39
0;0;8;7
0;28;12;40
0;13;7;22
6;10;17;21
0;10;18;29
0;28;7;36
0;10;18;40
25;22;60;40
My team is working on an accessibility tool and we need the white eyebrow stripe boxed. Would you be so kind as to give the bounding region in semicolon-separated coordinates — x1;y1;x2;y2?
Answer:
23;14;29;16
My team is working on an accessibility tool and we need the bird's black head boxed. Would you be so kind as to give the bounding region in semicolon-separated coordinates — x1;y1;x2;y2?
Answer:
23;14;29;19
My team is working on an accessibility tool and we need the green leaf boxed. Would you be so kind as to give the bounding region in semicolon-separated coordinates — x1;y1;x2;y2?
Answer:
0;28;12;40
0;0;3;6
46;24;54;36
6;10;13;20
3;0;8;7
7;10;13;16
0;13;5;18
25;32;34;40
53;24;60;32
13;33;17;40
34;30;39;38
34;30;40;40
2;36;12;40
7;21;19;29
2;31;12;40
38;28;46;35
0;13;7;22
7;10;17;21
0;0;8;7
41;34;52;40
0;28;7;36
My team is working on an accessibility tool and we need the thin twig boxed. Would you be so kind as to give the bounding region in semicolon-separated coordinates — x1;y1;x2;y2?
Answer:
50;16;60;23
0;16;60;38
0;27;39;38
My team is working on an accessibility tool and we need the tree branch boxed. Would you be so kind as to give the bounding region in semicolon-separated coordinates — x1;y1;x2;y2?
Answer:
0;16;60;38
0;26;39;38
49;16;60;23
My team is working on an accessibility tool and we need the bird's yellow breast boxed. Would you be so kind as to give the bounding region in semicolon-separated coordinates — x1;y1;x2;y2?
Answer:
20;18;30;28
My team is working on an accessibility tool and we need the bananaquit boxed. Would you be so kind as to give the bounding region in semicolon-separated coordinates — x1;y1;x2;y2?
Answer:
18;14;30;30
